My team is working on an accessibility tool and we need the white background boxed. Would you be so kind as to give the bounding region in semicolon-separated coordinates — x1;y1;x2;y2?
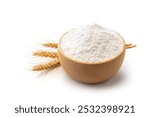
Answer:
0;0;150;117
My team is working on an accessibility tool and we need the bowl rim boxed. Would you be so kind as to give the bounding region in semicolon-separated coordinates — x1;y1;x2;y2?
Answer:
58;29;126;65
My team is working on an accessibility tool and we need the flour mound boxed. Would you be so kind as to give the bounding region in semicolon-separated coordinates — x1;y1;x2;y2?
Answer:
60;24;124;63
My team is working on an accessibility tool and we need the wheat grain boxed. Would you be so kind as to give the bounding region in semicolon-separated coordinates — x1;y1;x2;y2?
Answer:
125;43;136;49
125;45;136;49
125;43;132;46
32;59;60;71
33;51;58;58
42;43;58;48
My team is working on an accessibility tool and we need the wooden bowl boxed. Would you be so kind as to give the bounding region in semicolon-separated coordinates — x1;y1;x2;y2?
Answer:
58;32;126;84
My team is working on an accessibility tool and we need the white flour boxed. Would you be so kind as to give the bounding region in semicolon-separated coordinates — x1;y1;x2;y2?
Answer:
60;24;124;63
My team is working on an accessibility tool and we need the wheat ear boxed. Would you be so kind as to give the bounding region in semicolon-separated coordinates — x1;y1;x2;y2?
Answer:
42;43;58;48
33;51;58;58
125;43;136;49
32;59;60;71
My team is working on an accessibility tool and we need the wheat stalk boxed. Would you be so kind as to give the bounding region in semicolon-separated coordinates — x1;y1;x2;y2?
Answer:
42;42;58;48
32;59;60;71
33;51;58;58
